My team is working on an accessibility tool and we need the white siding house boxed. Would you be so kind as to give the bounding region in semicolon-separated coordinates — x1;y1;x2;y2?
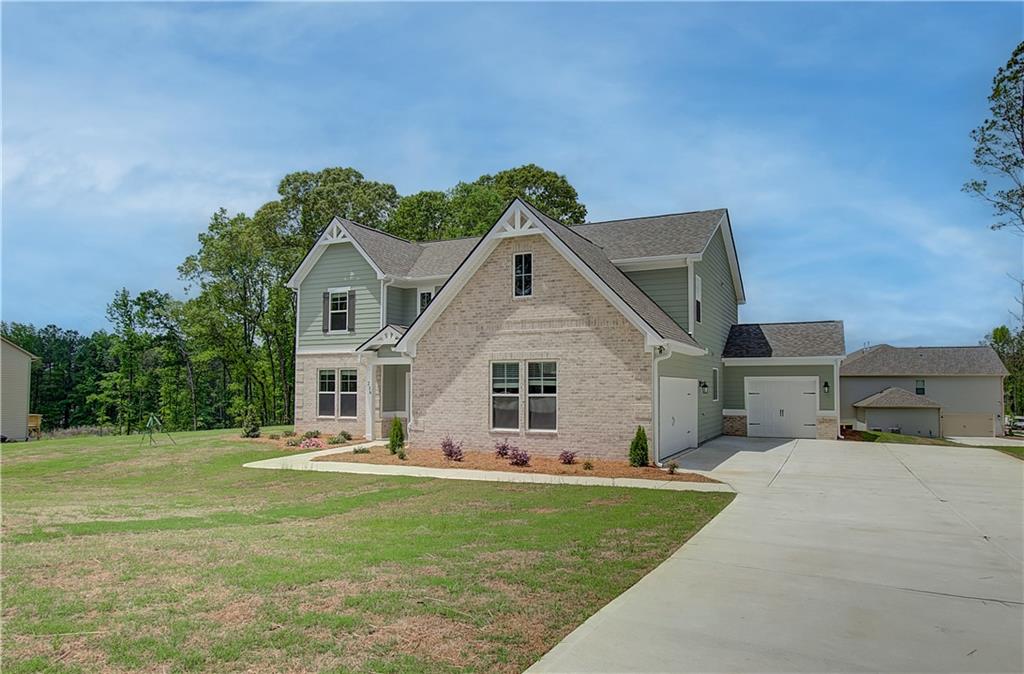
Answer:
1;337;37;441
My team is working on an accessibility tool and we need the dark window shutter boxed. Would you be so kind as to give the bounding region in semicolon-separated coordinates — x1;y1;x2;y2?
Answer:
322;292;330;333
347;290;356;332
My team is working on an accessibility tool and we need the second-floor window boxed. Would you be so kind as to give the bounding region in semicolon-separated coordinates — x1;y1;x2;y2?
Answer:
514;253;532;297
694;275;703;325
329;292;348;331
418;289;433;314
915;379;926;395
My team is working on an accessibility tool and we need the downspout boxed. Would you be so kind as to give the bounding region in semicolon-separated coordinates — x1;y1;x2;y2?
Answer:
651;345;673;467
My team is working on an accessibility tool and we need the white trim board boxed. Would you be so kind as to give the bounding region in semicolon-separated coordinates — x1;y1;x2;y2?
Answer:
723;356;844;366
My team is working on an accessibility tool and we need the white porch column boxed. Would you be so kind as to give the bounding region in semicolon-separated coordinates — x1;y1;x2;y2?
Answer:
364;357;376;440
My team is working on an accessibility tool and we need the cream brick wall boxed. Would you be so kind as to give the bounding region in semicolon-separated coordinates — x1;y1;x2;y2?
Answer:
816;416;839;440
409;235;653;460
295;352;366;438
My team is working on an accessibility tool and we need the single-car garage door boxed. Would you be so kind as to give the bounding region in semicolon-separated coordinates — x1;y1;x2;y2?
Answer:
942;413;995;437
746;377;818;439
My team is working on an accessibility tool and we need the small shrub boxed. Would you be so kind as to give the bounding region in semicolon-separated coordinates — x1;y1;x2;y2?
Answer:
397;448;407;460
282;430;296;438
628;425;649;467
327;434;347;445
299;437;325;449
268;433;281;440
558;450;577;465
285;437;302;447
582;460;594;471
352;446;370;454
440;435;464;462
388;417;405;455
666;460;679;475
302;429;320;439
337;430;352;441
508;448;530;467
238;405;261;439
494;438;515;458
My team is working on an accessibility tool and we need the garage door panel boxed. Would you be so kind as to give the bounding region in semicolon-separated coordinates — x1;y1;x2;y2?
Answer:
942;413;994;437
746;377;818;439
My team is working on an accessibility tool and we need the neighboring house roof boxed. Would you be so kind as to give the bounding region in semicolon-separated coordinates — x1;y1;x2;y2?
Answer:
288;202;744;298
841;344;1009;376
395;198;707;357
852;387;942;409
722;321;846;358
1;336;39;360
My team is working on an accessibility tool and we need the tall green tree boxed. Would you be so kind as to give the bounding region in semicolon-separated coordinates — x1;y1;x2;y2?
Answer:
964;41;1024;233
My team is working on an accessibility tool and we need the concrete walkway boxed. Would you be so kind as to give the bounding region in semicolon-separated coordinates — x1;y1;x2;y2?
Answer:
950;435;1024;447
243;444;734;493
528;437;1024;673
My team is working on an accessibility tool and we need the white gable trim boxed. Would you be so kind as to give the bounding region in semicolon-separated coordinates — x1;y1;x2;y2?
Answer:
286;217;386;289
395;199;703;358
356;324;407;352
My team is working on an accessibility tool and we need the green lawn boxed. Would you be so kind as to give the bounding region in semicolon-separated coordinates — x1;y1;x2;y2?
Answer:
852;430;1024;460
1;429;732;673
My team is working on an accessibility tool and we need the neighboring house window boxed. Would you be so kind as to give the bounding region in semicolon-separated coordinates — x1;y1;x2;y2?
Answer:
514;253;533;297
329;292;348;331
694;275;703;324
418;289;433;314
339;369;358;418
527;361;557;431
492;362;520;430
318;370;336;417
915;379;925;395
712;367;719;401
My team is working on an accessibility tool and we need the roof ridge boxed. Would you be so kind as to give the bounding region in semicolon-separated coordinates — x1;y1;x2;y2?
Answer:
339;218;419;245
573;208;727;227
733;320;842;326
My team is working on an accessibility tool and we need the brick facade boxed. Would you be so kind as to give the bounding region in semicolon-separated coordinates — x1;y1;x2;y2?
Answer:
816;415;839;440
723;415;747;436
294;352;366;438
408;235;653;460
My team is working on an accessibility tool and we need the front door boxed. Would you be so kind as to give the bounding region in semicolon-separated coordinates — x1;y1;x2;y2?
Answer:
658;376;698;461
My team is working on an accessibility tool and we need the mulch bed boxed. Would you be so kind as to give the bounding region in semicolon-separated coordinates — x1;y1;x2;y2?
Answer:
312;446;718;483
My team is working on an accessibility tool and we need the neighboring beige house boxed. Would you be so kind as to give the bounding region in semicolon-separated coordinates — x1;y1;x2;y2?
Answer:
287;197;847;463
1;337;38;441
840;344;1008;437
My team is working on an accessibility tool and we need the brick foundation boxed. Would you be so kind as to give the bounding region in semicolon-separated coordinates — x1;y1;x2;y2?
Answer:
723;415;747;436
816;415;839;440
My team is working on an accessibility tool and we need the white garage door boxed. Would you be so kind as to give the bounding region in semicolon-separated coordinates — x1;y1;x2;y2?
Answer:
746;377;818;439
658;377;698;461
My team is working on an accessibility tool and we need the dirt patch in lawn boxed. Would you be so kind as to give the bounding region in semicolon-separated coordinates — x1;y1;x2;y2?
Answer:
313;447;718;482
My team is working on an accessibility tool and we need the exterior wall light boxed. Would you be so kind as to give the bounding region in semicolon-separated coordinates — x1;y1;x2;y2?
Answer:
699;380;709;394
823;381;830;394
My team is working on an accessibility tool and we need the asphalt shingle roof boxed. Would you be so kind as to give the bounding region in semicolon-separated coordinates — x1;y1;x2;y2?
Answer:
722;321;846;358
852;387;942;409
571;210;727;259
841;344;1008;376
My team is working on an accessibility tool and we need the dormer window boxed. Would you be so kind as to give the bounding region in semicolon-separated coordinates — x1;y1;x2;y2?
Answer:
514;253;532;297
418;289;433;314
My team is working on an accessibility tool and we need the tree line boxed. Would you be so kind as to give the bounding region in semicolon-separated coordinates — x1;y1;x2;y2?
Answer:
2;164;587;433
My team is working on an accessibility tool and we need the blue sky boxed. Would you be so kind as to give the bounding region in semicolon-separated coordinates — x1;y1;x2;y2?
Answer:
2;2;1021;351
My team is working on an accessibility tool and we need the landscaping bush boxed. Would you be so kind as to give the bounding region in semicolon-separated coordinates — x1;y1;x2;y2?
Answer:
628;426;649;467
282;430;296;438
397;448;407;461
558;450;577;465
302;430;320;439
440;435;464;462
352;446;370;454
285;438;302;447
337;430;352;441
268;433;281;440
582;460;594;471
327;434;348;445
388;417;405;455
494;438;515;458
299;437;325;449
666;460;679;475
238;405;261;439
508;448;530;467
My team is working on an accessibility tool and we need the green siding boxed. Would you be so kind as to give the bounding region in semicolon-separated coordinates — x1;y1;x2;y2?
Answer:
625;268;688;329
659;353;723;443
692;229;738;360
387;286;417;326
298;242;381;350
723;365;835;410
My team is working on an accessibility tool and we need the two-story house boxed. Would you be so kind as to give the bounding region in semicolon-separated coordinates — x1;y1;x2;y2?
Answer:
287;198;846;463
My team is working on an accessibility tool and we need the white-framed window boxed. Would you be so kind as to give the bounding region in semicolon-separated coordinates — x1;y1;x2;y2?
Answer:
339;369;358;418
491;362;520;430
418;288;433;314
513;253;533;297
318;369;336;417
527;361;557;431
915;379;925;395
712;367;720;401
694;275;703;325
329;291;348;332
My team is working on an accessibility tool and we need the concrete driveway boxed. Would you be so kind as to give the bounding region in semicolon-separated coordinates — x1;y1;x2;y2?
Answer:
529;437;1023;673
